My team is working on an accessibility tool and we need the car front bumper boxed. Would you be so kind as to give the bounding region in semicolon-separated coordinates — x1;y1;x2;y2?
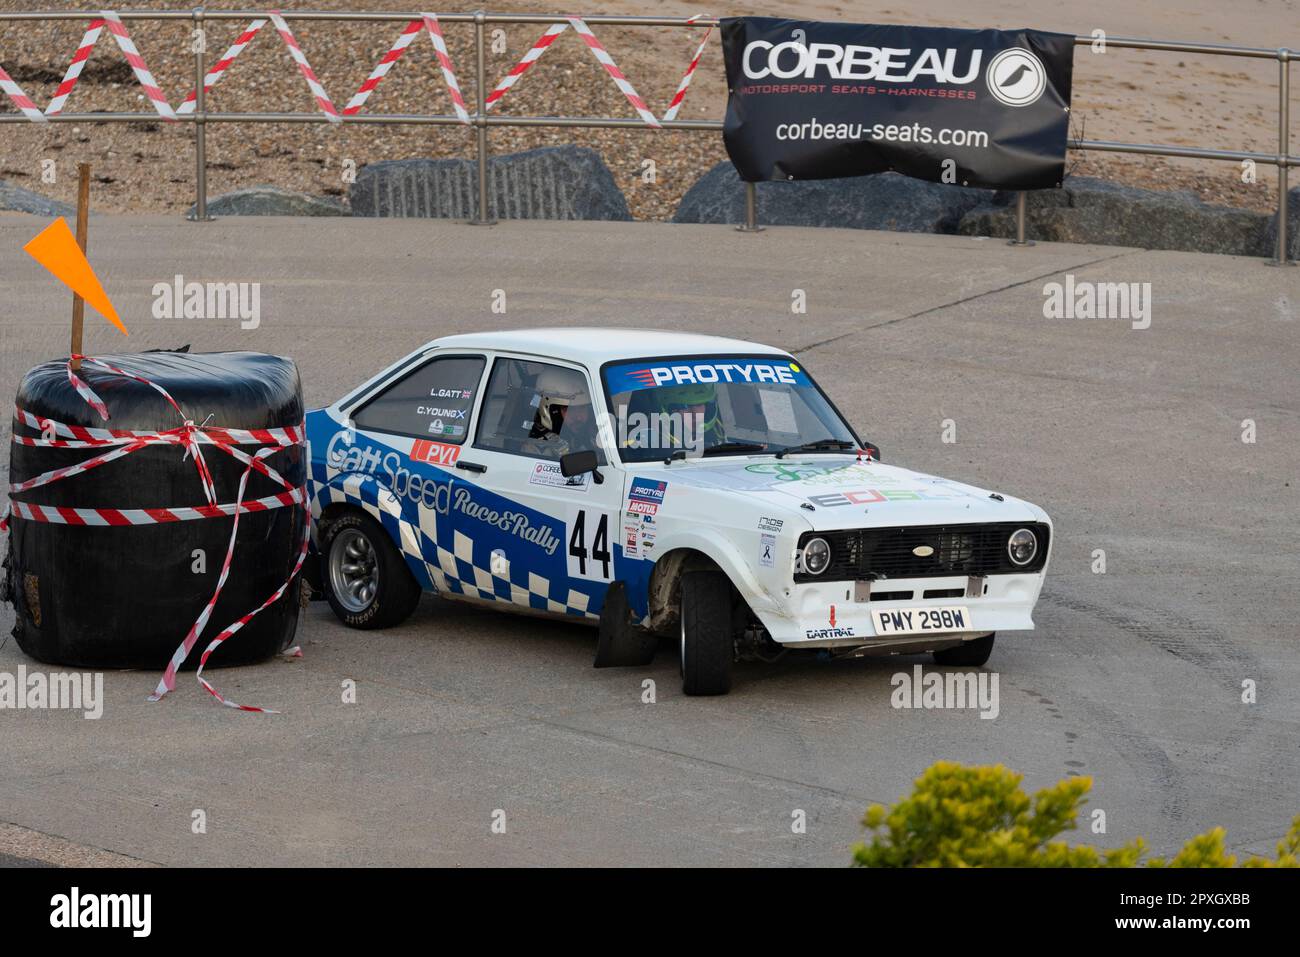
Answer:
757;573;1044;649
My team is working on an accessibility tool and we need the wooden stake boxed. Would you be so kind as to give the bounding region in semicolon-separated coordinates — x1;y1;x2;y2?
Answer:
70;163;90;371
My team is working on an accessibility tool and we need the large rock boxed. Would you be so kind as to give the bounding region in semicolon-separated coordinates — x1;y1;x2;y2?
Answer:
1263;185;1299;262
672;163;992;233
350;146;631;221
0;180;74;217
958;177;1273;257
189;185;348;217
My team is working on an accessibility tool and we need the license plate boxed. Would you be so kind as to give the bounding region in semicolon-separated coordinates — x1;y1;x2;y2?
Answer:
871;605;973;636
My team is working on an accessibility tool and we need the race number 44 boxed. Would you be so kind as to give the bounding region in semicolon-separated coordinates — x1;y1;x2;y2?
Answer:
567;508;613;581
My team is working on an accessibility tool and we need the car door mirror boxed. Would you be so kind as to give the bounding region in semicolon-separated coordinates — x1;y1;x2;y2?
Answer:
560;449;601;481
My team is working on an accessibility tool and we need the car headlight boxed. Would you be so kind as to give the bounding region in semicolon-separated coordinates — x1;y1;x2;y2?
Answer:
801;537;832;576
1007;528;1038;566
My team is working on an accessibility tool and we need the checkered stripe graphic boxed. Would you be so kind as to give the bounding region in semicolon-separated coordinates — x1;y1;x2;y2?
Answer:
311;468;598;620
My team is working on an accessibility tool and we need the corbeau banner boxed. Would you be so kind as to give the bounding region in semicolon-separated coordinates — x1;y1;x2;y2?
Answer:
721;17;1075;190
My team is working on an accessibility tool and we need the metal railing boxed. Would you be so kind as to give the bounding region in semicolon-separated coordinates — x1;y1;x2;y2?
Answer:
0;9;1294;263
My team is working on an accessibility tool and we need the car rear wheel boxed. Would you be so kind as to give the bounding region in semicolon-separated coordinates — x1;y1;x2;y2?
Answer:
933;632;996;667
680;570;734;696
322;512;421;629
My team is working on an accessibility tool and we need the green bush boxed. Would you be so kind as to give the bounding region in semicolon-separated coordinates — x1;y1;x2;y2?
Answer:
851;761;1300;868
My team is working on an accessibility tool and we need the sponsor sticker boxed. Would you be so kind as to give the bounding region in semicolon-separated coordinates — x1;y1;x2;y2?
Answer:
807;487;959;507
758;516;784;532
605;359;811;394
759;532;776;567
529;460;590;491
805;626;857;640
627;477;667;516
622;517;641;559
427;420;466;438
411;439;461;467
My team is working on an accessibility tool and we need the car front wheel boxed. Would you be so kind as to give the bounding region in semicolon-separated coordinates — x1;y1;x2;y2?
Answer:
679;570;734;696
322;511;421;629
933;632;996;667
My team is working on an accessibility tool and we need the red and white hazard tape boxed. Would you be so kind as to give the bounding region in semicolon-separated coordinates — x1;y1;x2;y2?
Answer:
177;18;267;115
1;355;309;713
100;10;175;121
567;17;660;128
44;18;105;116
422;13;470;123
149;438;310;714
342;13;468;123
662;21;713;122
343;16;423;115
484;20;569;110
269;10;340;122
0;63;45;122
12;405;301;449
485;16;712;126
3;10;709;128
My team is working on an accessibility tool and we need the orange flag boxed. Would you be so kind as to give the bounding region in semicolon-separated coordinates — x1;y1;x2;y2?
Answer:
23;217;127;335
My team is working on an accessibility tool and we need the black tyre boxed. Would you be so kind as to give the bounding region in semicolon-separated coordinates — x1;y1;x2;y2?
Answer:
321;511;421;629
679;570;734;696
933;632;996;667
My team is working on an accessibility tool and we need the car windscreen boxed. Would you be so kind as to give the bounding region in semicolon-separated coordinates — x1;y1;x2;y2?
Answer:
602;355;858;462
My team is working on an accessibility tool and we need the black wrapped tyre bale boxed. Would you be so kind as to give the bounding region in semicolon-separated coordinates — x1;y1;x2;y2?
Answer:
3;351;306;669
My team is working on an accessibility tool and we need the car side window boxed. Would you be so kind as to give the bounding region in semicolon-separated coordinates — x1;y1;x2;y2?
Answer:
475;358;601;462
351;354;484;443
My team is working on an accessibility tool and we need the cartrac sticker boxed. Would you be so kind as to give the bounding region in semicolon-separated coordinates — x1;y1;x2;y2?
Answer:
529;460;590;491
627;477;667;516
605;359;811;394
759;533;776;567
805;626;857;640
411;439;461;467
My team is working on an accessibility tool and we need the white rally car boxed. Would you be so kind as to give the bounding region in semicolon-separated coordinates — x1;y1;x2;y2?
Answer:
306;329;1051;695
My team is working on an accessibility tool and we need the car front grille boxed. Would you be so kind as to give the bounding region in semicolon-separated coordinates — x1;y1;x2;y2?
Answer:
795;522;1050;583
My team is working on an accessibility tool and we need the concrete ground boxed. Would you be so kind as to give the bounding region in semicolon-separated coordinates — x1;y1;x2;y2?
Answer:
0;213;1296;866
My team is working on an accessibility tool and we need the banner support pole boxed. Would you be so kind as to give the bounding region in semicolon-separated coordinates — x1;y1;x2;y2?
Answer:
469;11;496;226
189;6;213;223
736;181;764;233
1266;48;1293;266
1008;191;1034;246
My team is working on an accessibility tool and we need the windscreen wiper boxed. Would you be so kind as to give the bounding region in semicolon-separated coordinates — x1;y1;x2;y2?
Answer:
774;439;856;459
701;441;769;457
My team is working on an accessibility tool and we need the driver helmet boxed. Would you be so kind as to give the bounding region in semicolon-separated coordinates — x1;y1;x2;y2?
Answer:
534;367;587;435
655;382;721;434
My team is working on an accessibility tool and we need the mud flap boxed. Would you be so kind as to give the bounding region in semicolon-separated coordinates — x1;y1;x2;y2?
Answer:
594;581;657;667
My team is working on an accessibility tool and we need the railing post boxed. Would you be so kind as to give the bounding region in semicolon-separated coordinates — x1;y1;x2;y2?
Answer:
469;10;496;225
188;6;212;222
1269;48;1293;265
1007;191;1033;246
735;180;764;232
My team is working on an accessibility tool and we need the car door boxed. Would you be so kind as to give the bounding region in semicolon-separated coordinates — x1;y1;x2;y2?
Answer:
342;351;488;593
455;354;624;621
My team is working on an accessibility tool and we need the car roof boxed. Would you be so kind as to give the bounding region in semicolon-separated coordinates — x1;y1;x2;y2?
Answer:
428;328;791;366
